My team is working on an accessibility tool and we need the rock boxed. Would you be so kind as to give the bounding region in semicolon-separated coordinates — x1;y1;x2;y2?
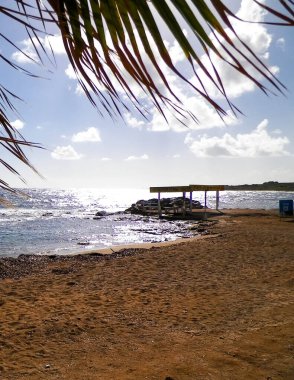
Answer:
77;241;90;246
42;212;53;217
67;281;77;286
125;197;203;215
189;224;199;231
95;211;107;217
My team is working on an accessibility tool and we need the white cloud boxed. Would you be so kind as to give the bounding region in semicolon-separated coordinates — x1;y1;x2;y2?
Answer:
125;154;149;161
164;34;187;64
10;119;25;130
101;157;111;161
46;34;65;55
72;127;101;142
276;38;285;50
124;112;145;129
12;34;65;64
74;83;84;95
125;88;238;133
65;64;77;80
237;0;267;22
191;0;278;100
51;145;83;160
185;119;290;157
11;39;38;64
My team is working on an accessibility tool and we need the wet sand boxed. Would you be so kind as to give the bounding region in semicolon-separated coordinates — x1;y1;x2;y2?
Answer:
0;209;293;379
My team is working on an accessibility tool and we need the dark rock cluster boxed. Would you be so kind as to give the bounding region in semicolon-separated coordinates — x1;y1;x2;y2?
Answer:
125;197;203;215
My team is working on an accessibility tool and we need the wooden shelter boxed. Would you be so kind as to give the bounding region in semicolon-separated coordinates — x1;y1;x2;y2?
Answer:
150;184;225;217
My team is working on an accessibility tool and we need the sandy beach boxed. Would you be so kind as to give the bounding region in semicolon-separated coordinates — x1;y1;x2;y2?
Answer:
0;209;293;379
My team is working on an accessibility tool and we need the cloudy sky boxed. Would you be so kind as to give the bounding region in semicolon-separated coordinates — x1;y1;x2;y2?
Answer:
1;0;293;189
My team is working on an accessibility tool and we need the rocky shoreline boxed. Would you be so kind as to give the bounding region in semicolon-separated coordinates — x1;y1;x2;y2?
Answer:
125;196;203;215
91;196;204;219
0;219;217;280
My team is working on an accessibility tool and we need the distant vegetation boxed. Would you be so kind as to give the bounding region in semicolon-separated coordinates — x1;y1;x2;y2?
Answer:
225;182;294;191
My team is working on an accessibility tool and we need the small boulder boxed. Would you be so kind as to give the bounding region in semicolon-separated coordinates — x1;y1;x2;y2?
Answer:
95;211;107;217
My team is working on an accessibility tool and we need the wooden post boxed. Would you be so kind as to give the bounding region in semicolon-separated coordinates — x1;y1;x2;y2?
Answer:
216;190;219;210
182;191;186;215
189;191;193;212
158;192;162;217
204;190;207;220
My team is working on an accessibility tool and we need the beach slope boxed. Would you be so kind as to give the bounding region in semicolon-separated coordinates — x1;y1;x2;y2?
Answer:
0;210;293;379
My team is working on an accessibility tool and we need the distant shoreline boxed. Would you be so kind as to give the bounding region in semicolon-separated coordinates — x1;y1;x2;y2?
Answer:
224;181;294;191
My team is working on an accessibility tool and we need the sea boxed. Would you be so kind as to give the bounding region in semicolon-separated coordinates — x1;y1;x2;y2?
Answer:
0;188;293;258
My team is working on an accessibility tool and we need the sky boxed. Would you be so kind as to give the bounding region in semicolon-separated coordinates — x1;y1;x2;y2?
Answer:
0;0;293;190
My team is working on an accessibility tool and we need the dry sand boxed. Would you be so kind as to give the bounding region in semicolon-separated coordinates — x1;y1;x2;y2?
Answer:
0;210;293;380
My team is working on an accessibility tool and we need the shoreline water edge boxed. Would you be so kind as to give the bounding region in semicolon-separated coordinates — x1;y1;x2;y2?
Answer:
0;208;283;274
1;187;293;257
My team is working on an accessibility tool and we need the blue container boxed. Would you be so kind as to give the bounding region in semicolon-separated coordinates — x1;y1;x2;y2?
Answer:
279;200;293;216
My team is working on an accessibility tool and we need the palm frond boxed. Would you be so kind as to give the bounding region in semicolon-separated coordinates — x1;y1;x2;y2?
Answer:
45;0;293;118
0;90;43;204
0;0;293;202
